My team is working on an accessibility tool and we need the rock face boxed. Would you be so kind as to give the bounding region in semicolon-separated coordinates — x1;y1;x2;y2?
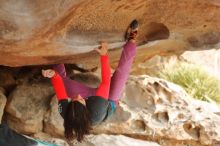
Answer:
0;68;16;91
5;82;54;134
0;88;6;123
125;76;220;145
34;133;161;146
76;134;161;146
96;75;220;146
44;95;64;137
1;0;220;67
2;66;220;145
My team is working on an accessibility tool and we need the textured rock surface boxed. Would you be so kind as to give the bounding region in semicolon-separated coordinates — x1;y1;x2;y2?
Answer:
5;82;54;134
116;75;220;146
1;65;220;145
75;134;161;146
0;67;16;91
34;133;161;146
0;88;6;123
1;0;220;67
33;74;220;145
131;55;177;76
44;95;64;137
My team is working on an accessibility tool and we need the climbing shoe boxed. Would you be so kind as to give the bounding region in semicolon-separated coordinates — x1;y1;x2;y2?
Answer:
125;19;139;41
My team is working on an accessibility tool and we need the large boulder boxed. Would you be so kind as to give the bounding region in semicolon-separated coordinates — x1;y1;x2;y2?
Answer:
42;75;220;145
95;75;220;146
1;0;220;67
5;82;54;134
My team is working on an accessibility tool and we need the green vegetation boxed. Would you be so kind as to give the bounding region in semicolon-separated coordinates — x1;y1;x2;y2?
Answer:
158;62;220;104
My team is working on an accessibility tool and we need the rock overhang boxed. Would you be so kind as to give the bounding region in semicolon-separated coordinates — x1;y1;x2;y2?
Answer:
1;0;220;67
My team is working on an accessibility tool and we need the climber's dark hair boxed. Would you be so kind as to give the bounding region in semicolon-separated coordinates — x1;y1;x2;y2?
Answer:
64;100;92;142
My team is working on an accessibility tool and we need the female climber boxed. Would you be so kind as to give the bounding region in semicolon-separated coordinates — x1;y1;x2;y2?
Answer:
42;20;139;142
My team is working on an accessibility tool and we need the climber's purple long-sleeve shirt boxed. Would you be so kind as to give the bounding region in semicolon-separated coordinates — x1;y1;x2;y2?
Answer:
51;41;137;124
51;55;110;100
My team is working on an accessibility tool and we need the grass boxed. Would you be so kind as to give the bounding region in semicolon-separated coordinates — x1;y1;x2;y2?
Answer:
158;62;220;105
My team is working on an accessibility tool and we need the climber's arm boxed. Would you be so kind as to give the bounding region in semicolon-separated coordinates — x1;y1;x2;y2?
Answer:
51;72;69;101
42;69;68;101
95;55;111;99
94;42;111;99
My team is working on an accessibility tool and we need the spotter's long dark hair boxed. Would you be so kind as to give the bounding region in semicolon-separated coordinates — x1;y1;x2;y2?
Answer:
64;101;92;142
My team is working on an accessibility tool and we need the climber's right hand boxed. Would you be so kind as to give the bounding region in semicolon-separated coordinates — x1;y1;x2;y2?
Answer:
94;42;108;56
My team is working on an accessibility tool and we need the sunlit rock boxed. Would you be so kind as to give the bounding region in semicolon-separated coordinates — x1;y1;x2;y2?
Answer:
1;0;220;67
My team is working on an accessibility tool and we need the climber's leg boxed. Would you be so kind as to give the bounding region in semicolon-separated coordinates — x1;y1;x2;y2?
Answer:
108;20;138;106
108;41;137;104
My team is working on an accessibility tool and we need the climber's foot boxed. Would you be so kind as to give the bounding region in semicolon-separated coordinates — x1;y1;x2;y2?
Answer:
125;19;139;41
